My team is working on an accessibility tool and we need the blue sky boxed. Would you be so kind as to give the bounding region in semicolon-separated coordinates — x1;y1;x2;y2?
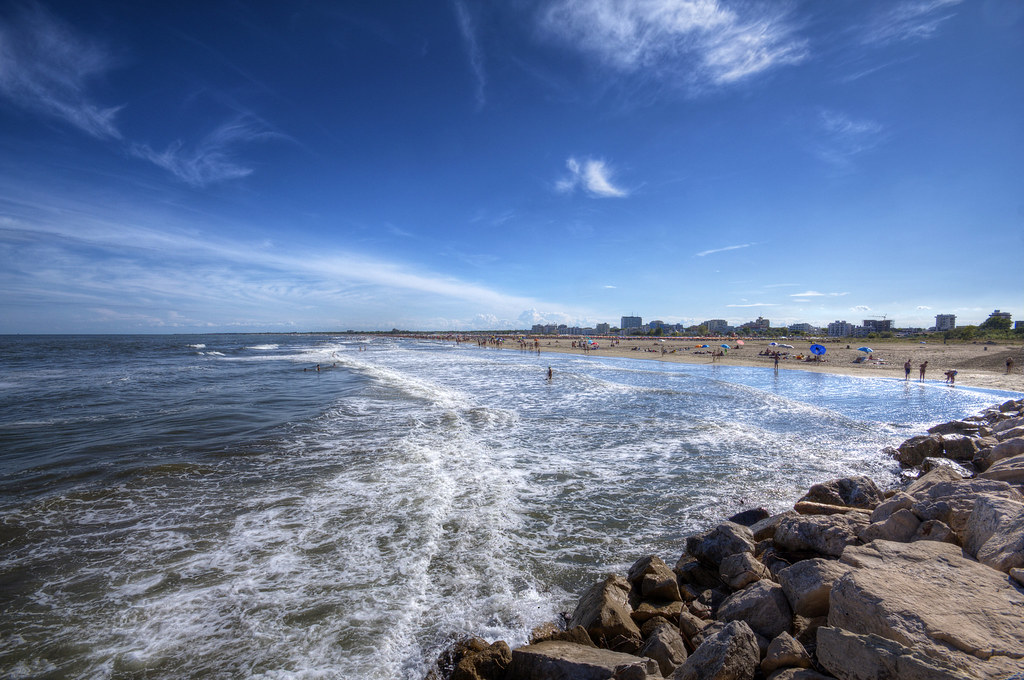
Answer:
1;0;1021;333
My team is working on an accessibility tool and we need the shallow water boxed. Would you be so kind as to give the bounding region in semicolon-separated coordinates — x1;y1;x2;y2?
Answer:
0;334;1018;678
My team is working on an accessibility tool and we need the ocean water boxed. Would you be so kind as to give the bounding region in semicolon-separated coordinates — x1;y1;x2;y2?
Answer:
1;334;1019;679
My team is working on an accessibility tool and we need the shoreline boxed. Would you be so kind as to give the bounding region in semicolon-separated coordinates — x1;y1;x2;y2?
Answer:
471;337;1024;394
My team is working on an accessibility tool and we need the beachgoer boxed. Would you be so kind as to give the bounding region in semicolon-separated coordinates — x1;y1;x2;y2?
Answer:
904;360;911;380
1008;357;1015;374
944;370;957;386
547;366;552;381
773;353;780;370
918;361;928;382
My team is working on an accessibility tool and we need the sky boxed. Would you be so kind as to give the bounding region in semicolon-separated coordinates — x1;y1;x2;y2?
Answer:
1;0;1022;333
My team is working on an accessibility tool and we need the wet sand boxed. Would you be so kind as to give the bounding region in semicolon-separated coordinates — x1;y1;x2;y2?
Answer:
526;337;1024;393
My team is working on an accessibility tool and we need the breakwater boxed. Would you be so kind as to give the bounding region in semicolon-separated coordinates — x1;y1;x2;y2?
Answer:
432;398;1024;680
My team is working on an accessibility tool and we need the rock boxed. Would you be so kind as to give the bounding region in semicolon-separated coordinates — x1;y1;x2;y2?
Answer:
773;513;868;557
777;558;850;618
632;599;684;624
675;554;725;590
508;641;659;680
685;522;755;569
910;519;957;544
678;611;711;649
977;438;1024;469
728;508;770;527
1010;568;1024;587
639;621;688;677
894;435;943;467
909;477;1023;537
628;555;682;602
869;492;915;523
765;670;832;680
858;508;920;543
816;626;974;680
760;632;812;674
979;452;1024;485
991;416;1024;434
529;624;595;647
832;540;1024;677
939;434;978;462
927;420;980;436
903;466;963;497
750;512;797;542
798;476;884;509
716;580;792;640
426;636;512;680
758;546;794;580
719;552;769;591
793;501;871;516
790;614;828;651
963;494;1024;572
994;425;1024;441
670;620;759;680
919;457;974;478
568;575;643;650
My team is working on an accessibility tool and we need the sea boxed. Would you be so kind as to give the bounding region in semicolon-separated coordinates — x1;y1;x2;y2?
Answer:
1;333;1020;679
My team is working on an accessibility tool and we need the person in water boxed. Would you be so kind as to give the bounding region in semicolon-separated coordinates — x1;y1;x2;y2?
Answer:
547;366;552;381
904;360;911;380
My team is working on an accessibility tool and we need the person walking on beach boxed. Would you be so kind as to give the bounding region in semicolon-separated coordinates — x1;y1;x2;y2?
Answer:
918;361;928;382
904;360;912;381
1008;357;1015;374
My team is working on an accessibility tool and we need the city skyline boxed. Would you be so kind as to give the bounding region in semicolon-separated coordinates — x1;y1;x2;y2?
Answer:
1;1;1022;333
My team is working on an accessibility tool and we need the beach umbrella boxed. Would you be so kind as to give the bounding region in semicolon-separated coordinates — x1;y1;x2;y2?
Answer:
736;340;745;346
720;344;730;349
769;342;778;346
810;344;826;356
858;346;873;353
699;344;708;348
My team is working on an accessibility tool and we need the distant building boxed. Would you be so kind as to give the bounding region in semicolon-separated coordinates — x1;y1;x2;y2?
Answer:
788;323;815;333
988;310;1012;321
862;319;893;333
621;315;643;331
935;314;956;331
703;319;730;334
531;324;545;334
649;320;665;330
596;323;610;334
827;320;855;337
1015;321;1024;331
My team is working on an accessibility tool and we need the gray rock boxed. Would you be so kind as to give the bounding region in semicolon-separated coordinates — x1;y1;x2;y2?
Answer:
903;466;963;497
774;513;868;557
992;415;1024;432
977;438;1024;470
939;433;978;462
674;554;724;590
508;640;660;680
628;555;682;602
750;511;797;542
909;477;1023;537
927;420;981;436
719;552;769;591
777;558;850;618
963;494;1024;573
685;522;755;569
832;540;1024;677
427;636;512;680
858;508;920;543
632;599;684;624
639;621;688;677
760;632;811;674
678;610;710;650
869;492;914;524
798;476;884;509
670;620;759;680
994;425;1024;441
1011;568;1024;587
979;452;1024;485
816;626;974;680
894;435;943;467
910;519;957;544
919;457;974;478
716;579;792;640
765;670;832;680
568;575;643;650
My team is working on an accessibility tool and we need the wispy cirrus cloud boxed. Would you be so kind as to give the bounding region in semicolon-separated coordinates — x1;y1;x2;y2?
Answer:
791;290;849;297
726;302;776;307
537;0;808;94
130;118;283;187
556;157;628;197
696;243;752;257
0;3;122;139
815;109;884;167
452;0;487;109
861;0;962;46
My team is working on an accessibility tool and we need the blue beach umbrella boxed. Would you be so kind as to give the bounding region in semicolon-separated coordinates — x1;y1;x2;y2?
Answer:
720;344;730;349
810;344;826;356
857;346;873;353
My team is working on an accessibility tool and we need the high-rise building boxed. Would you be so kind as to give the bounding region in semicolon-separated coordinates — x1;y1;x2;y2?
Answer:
935;314;956;331
827;320;855;337
595;323;610;334
621;315;642;331
703;319;729;333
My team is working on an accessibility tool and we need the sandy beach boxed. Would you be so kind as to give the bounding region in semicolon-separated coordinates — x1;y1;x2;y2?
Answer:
523;337;1024;393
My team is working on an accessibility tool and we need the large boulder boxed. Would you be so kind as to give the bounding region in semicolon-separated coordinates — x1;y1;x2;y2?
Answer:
903;466;963;496
760;632;812;675
909;478;1023;537
750;511;797;542
869;492;914;523
979;452;1024;485
685;522;755;569
976;437;1024;470
719;552;769;591
508;641;659;679
816;626;975;680
628;555;682;602
858;508;920;544
427;636;512;680
798;476;884;509
776;558;850;618
894;435;943;467
830;540;1024;677
716;580;792;640
568;575;643;651
670;620;759;680
639;620;688;677
928;420;981;436
773;513;868;557
939;434;978;462
963;494;1024;573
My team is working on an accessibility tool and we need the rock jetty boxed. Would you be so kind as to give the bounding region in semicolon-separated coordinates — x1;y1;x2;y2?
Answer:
427;398;1024;680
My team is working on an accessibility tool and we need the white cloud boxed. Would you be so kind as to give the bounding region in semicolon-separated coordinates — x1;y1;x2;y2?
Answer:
131;118;282;187
696;243;752;257
557;157;628;198
852;305;871;312
604;285;617;289
453;1;487;109
791;290;848;297
538;0;808;93
0;4;122;139
726;303;776;307
862;0;963;46
815;109;884;167
917;305;932;310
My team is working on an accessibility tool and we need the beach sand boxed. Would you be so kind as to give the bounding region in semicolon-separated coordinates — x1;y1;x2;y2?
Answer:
524;337;1024;393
